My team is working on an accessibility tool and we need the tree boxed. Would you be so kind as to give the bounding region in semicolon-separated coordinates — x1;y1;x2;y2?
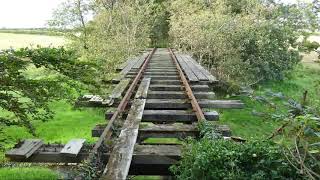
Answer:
0;47;96;138
48;0;93;49
168;0;318;87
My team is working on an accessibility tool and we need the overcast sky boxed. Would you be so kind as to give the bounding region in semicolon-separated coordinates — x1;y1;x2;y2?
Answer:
0;0;64;28
0;0;311;29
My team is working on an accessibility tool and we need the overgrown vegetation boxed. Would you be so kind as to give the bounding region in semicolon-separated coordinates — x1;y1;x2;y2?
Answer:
0;47;96;135
169;0;318;86
168;0;320;179
172;65;320;179
171;139;304;180
1;0;320;179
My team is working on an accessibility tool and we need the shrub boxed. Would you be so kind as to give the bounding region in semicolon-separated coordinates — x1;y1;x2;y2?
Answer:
299;40;320;52
169;0;317;86
171;139;303;180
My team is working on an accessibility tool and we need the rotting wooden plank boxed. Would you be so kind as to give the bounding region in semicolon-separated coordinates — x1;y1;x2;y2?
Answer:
150;80;209;85
6;139;43;159
102;75;150;180
127;75;179;80
127;72;178;76
135;78;151;99
185;55;217;82
92;123;197;139
106;78;130;106
121;57;139;75
145;99;189;109
89;95;104;103
138;123;198;140
60;139;86;157
199;100;244;109
132;52;149;69
149;84;209;91
181;55;208;81
150;80;181;85
147;91;215;99
142;110;219;122
175;54;198;82
144;99;244;109
75;95;106;108
7;144;181;175
117;57;136;71
106;110;219;122
93;123;230;138
113;57;140;81
131;68;177;71
109;79;131;99
103;99;146;179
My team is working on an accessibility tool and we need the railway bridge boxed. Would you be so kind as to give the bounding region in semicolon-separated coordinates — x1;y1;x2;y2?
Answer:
6;48;244;179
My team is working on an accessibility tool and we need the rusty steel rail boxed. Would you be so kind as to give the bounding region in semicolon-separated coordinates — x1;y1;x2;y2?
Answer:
168;48;206;121
86;48;156;164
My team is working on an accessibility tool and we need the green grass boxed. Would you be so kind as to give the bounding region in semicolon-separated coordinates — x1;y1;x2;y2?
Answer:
1;101;105;157
0;32;66;50
219;64;320;139
0;101;105;178
143;138;182;144
0;167;59;180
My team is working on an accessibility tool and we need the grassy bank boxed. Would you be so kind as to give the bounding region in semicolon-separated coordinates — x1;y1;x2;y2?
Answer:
0;34;103;179
0;167;59;180
0;32;66;49
0;101;105;179
1;100;105;158
219;64;320;139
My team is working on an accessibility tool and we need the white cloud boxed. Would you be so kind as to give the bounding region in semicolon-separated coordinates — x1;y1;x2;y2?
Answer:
0;0;64;28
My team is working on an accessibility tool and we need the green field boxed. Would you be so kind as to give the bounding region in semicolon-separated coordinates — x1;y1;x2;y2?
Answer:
0;32;66;49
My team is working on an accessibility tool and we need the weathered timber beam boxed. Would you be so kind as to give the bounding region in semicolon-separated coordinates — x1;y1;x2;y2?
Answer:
92;123;231;138
127;72;178;76
149;84;209;91
103;78;151;179
150;80;210;85
7;144;180;176
105;78;131;106
126;75;179;80
147;91;215;99
76;99;244;110
145;99;244;109
105;110;219;122
92;123;199;140
130;69;177;72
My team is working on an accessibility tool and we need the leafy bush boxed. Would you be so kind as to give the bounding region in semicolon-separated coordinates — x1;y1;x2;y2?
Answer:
169;0;317;86
68;1;157;79
0;47;96;136
299;40;320;52
171;139;303;180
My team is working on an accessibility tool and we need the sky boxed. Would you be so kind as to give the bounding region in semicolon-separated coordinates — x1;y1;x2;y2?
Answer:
0;0;311;29
0;0;64;28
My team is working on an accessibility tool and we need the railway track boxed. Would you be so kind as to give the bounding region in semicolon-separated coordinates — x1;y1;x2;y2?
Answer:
6;48;244;179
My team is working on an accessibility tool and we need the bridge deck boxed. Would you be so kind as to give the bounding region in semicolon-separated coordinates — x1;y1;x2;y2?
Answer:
6;48;244;179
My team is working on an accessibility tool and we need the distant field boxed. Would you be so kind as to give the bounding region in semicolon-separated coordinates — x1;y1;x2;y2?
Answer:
0;32;66;49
